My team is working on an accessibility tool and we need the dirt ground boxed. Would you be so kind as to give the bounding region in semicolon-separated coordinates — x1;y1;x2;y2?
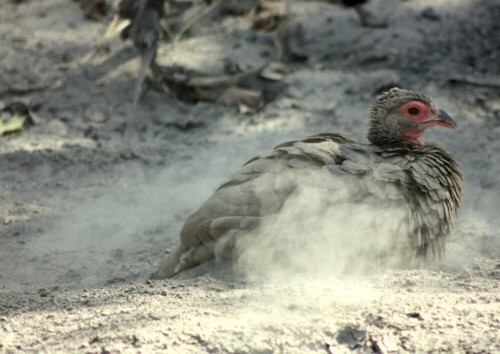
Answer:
0;0;499;353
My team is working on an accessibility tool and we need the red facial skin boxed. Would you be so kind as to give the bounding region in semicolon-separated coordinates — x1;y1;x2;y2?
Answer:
399;101;454;145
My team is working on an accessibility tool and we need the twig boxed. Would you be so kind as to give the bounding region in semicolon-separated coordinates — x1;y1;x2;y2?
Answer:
152;64;265;88
448;76;500;89
161;21;175;42
80;16;131;63
172;0;222;43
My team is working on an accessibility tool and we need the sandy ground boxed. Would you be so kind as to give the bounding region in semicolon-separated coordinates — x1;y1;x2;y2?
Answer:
0;0;499;352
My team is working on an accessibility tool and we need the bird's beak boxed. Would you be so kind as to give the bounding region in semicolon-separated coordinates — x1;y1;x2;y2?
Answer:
424;106;457;129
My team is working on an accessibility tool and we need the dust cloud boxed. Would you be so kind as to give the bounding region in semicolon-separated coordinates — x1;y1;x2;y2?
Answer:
232;167;412;281
442;181;500;271
233;175;500;282
4;130;498;291
2;133;283;289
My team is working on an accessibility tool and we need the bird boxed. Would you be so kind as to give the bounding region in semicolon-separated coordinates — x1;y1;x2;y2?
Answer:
151;88;463;279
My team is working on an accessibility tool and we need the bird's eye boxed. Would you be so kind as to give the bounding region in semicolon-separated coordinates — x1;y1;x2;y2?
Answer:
408;107;420;115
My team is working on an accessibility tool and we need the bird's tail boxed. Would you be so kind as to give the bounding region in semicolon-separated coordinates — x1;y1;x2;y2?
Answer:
150;245;184;279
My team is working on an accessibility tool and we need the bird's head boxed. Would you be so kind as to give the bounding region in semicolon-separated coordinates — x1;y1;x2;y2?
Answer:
367;87;457;147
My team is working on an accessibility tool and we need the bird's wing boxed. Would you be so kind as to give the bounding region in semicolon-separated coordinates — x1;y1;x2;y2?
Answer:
180;133;357;246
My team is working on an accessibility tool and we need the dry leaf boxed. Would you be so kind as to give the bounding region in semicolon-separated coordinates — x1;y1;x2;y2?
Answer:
0;115;26;136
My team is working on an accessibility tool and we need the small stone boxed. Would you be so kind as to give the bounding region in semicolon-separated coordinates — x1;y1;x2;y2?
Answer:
376;334;399;353
406;312;423;320
38;288;50;297
83;126;99;140
84;109;108;123
403;279;416;286
421;7;441;21
45;119;68;135
456;269;471;279
174;116;204;131
336;326;367;348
